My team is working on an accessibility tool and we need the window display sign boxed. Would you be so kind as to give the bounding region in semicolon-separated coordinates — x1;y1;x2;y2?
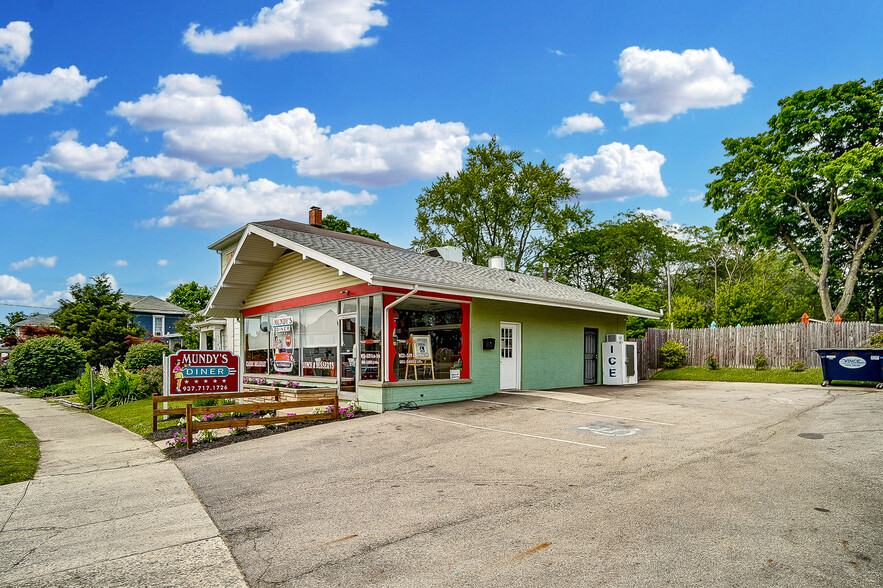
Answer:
168;350;240;395
412;335;432;360
272;314;295;373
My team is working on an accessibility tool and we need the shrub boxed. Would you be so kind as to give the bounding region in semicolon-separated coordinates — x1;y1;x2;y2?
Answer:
704;354;719;370
659;340;687;369
124;342;170;370
7;336;85;388
868;331;883;348
754;353;768;371
95;361;143;407
75;365;106;405
788;359;806;372
0;362;12;388
37;380;77;397
134;365;163;397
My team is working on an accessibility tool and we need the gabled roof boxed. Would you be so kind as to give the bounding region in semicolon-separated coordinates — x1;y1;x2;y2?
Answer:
120;295;187;315
11;314;55;329
206;220;662;319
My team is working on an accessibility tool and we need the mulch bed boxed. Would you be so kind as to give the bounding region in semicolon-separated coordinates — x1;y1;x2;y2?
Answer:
150;411;375;458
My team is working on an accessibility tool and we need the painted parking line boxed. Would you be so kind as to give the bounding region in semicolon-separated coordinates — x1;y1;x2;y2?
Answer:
472;399;675;427
395;412;606;449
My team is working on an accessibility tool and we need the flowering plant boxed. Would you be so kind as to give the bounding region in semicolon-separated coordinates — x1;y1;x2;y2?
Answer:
166;431;189;447
704;354;719;370
229;425;248;436
261;412;277;429
195;429;215;443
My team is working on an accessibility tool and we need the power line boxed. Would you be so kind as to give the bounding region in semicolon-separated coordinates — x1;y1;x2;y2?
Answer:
0;303;55;310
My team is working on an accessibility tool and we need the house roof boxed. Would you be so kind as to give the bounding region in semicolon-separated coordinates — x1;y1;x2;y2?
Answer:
120;295;187;315
206;220;662;319
11;314;55;329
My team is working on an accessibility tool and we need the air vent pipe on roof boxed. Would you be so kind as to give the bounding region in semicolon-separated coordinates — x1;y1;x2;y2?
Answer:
489;256;506;270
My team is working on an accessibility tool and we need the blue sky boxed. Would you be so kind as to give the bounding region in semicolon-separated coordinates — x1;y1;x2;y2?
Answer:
1;0;881;315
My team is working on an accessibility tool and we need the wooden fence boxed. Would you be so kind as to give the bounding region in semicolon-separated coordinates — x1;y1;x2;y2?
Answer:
152;387;339;449
646;321;883;370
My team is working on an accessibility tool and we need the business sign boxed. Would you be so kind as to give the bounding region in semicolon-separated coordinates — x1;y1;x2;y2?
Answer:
168;350;240;395
838;356;867;369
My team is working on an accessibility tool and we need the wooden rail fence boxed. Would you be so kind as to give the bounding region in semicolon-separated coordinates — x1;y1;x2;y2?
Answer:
152;387;339;449
645;321;883;370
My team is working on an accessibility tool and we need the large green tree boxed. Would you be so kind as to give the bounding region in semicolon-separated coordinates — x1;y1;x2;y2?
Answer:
167;281;213;313
706;79;883;320
53;274;144;366
413;137;583;272
322;214;384;242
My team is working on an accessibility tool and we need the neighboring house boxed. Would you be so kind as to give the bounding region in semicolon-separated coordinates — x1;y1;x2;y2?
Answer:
11;314;56;338
121;295;187;346
9;296;188;348
204;209;661;413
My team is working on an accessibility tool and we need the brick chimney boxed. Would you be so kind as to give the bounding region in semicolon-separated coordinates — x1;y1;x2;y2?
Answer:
308;206;322;227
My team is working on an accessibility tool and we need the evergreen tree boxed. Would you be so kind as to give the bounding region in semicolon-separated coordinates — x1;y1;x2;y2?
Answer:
53;274;144;366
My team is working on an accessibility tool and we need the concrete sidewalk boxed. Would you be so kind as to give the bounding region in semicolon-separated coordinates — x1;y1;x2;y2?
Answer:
0;392;247;588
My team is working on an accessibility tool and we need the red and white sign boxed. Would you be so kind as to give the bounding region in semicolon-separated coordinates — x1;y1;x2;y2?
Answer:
168;350;240;395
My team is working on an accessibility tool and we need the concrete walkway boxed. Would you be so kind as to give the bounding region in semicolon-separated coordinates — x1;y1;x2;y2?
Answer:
0;392;247;587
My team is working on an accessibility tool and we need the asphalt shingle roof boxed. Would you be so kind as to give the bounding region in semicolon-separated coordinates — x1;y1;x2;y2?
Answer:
120;295;187;314
253;221;659;318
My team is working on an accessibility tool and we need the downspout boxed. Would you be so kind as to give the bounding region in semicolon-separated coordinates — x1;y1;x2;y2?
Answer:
382;284;420;383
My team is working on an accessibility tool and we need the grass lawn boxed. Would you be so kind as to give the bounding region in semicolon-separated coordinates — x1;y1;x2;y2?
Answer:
0;406;40;485
651;367;826;385
91;397;181;437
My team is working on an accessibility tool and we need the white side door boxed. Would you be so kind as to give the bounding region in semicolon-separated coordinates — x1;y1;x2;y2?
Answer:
500;322;521;390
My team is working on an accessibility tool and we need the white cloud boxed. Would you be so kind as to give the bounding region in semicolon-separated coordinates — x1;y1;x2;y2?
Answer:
129;154;248;188
112;74;250;130
297;120;470;187
471;132;493;142
183;0;388;57
162;107;327;167
0;21;32;72
0;163;61;205
41;131;128;180
552;113;604;137
0;66;103;115
66;273;87;288
559;142;667;201
157;259;169;267
595;46;751;126
547;48;567;57
636;207;673;222
155;178;376;229
589;91;607;104
10;255;57;270
0;274;35;303
65;273;118;291
114;259;128;267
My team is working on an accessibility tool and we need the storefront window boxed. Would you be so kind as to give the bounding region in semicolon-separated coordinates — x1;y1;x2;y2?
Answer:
269;311;299;375
392;299;464;381
359;294;382;381
244;316;269;374
302;302;337;377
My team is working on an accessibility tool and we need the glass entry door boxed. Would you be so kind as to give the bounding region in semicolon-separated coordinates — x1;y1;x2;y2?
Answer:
338;314;357;394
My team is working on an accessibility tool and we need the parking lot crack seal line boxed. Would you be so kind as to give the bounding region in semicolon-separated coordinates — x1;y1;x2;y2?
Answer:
472;399;675;426
394;412;606;448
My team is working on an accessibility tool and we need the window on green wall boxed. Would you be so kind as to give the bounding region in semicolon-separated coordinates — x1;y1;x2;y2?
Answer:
392;299;464;381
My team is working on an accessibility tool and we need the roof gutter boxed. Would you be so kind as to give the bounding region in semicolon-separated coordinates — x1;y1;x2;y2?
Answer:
381;284;419;383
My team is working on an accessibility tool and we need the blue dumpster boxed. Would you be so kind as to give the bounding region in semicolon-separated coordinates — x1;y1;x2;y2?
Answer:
815;349;883;388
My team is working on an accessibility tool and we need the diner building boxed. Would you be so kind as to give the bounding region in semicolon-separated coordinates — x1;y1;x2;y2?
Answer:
204;210;660;412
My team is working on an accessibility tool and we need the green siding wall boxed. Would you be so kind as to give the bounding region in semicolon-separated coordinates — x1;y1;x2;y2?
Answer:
357;298;628;412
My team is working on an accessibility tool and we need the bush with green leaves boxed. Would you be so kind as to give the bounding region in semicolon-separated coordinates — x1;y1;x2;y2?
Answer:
788;359;806;372
124;342;170;370
868;331;883;348
0;361;12;388
705;354;720;370
754;353;768;371
134;365;164;397
75;365;105;406
7;336;85;388
659;340;687;369
95;361;142;408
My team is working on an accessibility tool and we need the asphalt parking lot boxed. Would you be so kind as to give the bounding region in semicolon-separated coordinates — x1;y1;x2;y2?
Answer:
176;380;883;587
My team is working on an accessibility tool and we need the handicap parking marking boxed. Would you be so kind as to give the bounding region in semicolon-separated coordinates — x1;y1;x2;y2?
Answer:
473;399;675;427
568;421;650;438
771;397;796;405
395;411;607;449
